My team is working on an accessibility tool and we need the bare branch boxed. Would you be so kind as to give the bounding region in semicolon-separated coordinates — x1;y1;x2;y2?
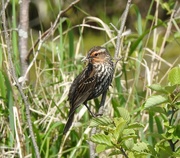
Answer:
0;0;10;16
89;0;132;158
114;0;132;60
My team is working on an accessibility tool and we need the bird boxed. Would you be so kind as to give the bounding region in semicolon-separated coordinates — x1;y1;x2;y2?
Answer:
63;46;114;134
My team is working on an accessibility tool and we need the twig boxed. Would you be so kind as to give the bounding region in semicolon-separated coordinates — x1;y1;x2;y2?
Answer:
89;1;132;158
113;2;131;158
27;0;80;61
120;147;128;158
89;127;97;158
0;0;10;16
114;0;132;60
1;1;40;158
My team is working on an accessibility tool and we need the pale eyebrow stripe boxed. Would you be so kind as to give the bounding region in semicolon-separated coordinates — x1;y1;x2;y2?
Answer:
97;48;106;53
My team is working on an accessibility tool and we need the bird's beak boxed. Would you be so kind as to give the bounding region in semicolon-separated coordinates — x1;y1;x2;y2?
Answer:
81;56;89;62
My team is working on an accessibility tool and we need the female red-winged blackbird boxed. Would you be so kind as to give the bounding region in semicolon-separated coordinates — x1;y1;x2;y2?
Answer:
63;46;114;134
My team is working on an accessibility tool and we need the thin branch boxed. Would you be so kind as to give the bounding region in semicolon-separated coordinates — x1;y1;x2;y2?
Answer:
114;0;132;60
120;147;128;158
89;1;132;157
2;0;40;158
0;0;10;16
90;90;107;158
89;127;97;158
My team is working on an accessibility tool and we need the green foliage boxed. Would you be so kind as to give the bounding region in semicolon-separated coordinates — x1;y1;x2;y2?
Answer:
90;108;147;157
90;67;180;157
144;67;180;157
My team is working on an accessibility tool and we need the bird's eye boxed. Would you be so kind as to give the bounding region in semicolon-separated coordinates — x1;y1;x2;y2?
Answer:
94;53;99;56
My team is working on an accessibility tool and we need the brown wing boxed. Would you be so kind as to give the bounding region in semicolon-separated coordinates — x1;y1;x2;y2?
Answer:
63;66;96;134
68;63;96;109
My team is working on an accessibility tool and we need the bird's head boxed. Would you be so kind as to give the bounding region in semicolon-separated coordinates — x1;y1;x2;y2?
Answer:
82;46;112;64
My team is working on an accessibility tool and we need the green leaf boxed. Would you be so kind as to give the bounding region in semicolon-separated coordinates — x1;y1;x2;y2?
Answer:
113;117;126;127
133;142;149;152
122;135;137;140
168;127;174;134
90;116;113;127
128;122;144;129
91;134;112;146
148;84;166;93
96;144;106;153
164;85;177;93
144;95;168;108
149;106;165;114
128;152;135;158
123;129;135;136
118;107;130;122
113;118;127;142
174;125;180;139
168;67;180;85
124;138;134;150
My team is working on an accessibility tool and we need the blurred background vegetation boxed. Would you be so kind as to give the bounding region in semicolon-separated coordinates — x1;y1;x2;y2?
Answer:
1;0;180;157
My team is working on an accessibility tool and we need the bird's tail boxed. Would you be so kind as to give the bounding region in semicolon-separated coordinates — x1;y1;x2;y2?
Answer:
63;108;75;135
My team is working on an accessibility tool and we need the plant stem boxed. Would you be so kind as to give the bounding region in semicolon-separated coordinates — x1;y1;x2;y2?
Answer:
120;147;128;158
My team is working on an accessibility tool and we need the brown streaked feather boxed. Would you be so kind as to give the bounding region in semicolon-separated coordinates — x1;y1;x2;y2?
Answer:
63;63;97;134
68;63;97;110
